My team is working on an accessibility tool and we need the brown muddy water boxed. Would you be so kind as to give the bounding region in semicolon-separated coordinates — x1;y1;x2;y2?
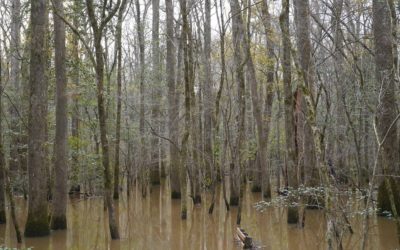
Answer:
0;180;399;250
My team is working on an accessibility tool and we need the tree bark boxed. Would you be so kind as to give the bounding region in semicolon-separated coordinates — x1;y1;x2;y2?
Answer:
9;0;22;186
113;0;127;200
203;0;213;193
373;0;400;224
279;0;299;224
85;0;122;239
229;0;246;208
70;0;81;195
25;0;50;237
0;37;6;224
167;0;181;199
150;0;161;185
52;0;68;230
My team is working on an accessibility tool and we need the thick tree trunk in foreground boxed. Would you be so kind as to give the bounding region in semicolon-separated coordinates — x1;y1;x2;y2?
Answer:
25;0;50;237
52;0;68;230
373;0;400;224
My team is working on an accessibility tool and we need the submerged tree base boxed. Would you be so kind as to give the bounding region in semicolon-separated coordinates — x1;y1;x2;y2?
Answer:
193;195;202;205
377;178;400;217
51;215;67;230
287;207;299;224
263;186;271;199
181;209;187;219
0;209;6;224
230;196;239;206
25;211;50;237
251;185;261;193
171;191;181;199
151;169;161;185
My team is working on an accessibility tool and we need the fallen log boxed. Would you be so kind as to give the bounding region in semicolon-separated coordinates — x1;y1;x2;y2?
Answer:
236;227;253;249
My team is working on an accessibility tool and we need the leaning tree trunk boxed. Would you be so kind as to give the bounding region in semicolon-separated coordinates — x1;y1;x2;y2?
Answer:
52;0;68;230
25;0;50;237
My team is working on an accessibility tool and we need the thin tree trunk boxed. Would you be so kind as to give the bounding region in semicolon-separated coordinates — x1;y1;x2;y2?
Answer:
113;0;127;200
150;0;161;185
0;38;7;224
70;0;81;194
167;0;181;199
85;0;122;239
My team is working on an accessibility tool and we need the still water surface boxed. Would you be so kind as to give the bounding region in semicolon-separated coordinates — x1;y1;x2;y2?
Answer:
0;180;398;249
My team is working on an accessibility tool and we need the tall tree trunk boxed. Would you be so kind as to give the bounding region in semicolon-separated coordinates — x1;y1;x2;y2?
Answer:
85;0;122;239
70;0;81;194
167;0;181;199
230;0;272;200
52;0;68;230
150;0;161;185
279;0;299;224
203;0;213;194
332;0;347;184
135;0;148;197
209;0;229;213
229;0;246;209
373;0;400;229
260;0;275;199
25;0;50;237
113;0;127;200
9;0;21;187
180;0;191;218
0;38;6;224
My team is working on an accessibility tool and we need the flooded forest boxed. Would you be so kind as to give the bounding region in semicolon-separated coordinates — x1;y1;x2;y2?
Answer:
0;0;400;249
